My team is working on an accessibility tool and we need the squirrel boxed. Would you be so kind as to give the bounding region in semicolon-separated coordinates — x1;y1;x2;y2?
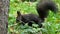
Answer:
16;0;58;28
16;11;42;28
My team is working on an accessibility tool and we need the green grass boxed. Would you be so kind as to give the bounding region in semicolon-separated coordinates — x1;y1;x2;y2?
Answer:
8;0;60;34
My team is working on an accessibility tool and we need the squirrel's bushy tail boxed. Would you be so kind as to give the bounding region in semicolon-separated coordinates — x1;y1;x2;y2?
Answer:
36;0;58;21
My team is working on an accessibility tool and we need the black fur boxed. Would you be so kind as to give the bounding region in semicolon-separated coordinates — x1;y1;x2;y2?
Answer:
16;11;43;28
36;0;58;21
16;0;58;28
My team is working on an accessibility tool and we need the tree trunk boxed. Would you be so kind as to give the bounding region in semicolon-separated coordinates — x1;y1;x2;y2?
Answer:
0;0;9;34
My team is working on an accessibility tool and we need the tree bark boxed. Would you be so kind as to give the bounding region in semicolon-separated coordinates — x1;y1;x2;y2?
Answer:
0;0;9;34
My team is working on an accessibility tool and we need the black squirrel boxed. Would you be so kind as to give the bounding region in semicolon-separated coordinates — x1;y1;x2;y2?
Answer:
16;0;58;28
16;11;42;28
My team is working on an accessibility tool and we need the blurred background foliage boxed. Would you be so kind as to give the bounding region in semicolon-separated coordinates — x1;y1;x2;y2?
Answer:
8;0;60;34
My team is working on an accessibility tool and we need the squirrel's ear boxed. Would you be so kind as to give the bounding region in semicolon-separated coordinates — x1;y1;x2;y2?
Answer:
17;11;21;16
